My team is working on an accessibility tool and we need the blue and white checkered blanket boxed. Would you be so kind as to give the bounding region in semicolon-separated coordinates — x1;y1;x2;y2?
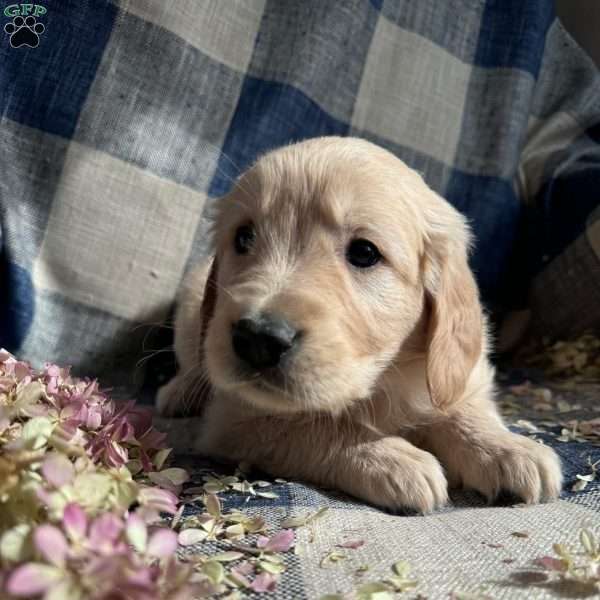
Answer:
1;4;600;597
1;0;599;394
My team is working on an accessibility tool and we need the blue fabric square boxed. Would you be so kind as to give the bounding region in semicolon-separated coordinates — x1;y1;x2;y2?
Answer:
532;169;600;271
208;78;348;198
446;170;521;304
0;0;117;138
0;258;34;350
586;122;600;145
248;0;378;122
474;0;554;76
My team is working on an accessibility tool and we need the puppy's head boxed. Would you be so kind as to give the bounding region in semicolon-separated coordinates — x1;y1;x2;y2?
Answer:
202;137;482;414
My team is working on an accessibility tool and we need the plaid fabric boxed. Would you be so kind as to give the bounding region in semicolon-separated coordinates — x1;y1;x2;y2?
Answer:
159;372;600;599
1;0;599;394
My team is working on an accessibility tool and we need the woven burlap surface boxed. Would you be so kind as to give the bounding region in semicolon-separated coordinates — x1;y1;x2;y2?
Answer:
156;373;600;599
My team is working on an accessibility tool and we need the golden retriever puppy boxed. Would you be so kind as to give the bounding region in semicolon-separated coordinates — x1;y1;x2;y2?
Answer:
157;137;562;513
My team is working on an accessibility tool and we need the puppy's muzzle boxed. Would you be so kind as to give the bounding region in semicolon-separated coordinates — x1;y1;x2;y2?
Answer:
232;313;299;371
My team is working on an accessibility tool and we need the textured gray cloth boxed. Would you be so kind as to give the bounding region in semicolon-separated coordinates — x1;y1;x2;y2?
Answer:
157;375;600;598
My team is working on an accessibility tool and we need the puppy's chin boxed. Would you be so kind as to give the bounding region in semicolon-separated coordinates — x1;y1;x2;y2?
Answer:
204;356;366;416
229;379;302;414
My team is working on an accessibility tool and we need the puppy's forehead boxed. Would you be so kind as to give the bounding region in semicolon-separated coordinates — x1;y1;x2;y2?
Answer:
221;139;426;251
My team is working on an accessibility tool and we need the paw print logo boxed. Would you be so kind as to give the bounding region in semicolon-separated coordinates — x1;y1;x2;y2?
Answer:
4;15;45;48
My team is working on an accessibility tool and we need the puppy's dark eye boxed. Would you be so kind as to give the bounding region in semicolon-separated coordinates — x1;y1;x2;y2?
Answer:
346;239;382;268
234;224;255;254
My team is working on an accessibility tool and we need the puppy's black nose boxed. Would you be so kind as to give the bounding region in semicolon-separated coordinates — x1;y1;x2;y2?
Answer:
232;314;298;370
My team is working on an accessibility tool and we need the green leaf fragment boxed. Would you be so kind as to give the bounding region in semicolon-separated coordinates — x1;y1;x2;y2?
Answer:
259;560;286;574
392;560;411;578
201;560;225;585
0;524;32;562
205;493;221;518
212;551;245;562
580;528;597;556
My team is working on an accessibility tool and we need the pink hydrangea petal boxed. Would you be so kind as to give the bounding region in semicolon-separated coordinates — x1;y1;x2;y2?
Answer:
249;572;278;593
85;555;126;580
89;513;124;548
536;556;567;572
6;563;62;596
138;428;167;451
42;453;74;488
124;566;155;588
63;503;87;541
59;403;82;421
46;379;59;395
45;364;61;378
14;361;31;380
256;535;269;549
85;408;102;430
105;441;129;468
263;529;294;553
124;405;153;437
146;529;178;558
337;539;365;549
138;448;154;473
34;525;69;566
234;562;254;576
138;486;178;514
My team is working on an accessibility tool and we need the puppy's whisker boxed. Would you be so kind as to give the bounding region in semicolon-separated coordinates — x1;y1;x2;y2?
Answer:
134;346;175;371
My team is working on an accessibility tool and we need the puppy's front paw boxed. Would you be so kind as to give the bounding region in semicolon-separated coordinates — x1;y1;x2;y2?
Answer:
455;433;562;503
343;438;448;513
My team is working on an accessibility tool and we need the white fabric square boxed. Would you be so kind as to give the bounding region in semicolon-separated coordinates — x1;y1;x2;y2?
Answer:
33;143;206;320
352;18;471;166
121;0;265;73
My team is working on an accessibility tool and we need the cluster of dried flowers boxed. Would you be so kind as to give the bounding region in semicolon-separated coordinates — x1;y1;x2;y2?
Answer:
0;350;301;599
0;349;207;599
515;332;600;381
536;527;600;587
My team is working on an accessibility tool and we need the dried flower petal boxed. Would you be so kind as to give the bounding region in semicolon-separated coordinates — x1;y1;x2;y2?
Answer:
178;528;208;546
536;556;567;572
125;514;147;553
6;563;62;596
338;539;365;549
0;524;32;563
147;528;178;558
34;525;68;566
42;452;74;487
250;571;278;592
62;503;87;542
258;529;295;553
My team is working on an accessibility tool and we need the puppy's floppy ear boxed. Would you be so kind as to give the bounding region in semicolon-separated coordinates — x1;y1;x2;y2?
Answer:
200;256;219;338
423;211;482;409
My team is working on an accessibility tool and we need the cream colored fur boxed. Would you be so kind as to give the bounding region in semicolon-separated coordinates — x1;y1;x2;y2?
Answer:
157;137;562;513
